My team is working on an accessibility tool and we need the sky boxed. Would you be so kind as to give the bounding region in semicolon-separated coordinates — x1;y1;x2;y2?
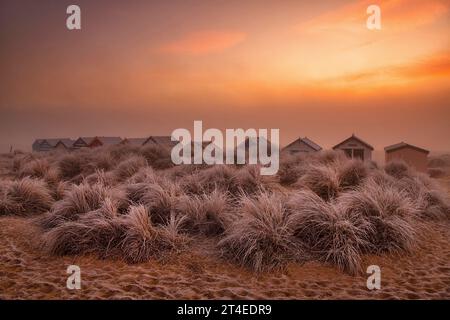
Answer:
0;0;449;153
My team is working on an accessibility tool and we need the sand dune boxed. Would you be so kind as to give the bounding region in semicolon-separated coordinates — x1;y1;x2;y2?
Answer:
0;216;448;300
1;150;449;299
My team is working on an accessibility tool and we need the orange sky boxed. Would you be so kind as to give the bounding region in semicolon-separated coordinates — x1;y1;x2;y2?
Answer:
0;0;449;152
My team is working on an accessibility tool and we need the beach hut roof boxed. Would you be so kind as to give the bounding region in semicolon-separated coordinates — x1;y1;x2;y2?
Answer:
95;136;122;146
35;138;74;147
284;137;322;151
144;136;177;146
122;137;148;146
384;142;429;154
333;134;374;151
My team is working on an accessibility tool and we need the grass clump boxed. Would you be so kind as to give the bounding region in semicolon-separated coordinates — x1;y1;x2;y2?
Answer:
219;191;304;272
0;177;53;216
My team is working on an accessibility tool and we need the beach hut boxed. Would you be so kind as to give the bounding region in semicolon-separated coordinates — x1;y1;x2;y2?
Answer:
333;134;373;161
53;139;75;150
73;137;96;148
32;139;46;152
235;136;276;163
282;137;322;155
73;136;122;148
121;138;148;147
191;140;223;161
385;142;429;172
143;136;178;149
32;138;74;152
90;137;122;148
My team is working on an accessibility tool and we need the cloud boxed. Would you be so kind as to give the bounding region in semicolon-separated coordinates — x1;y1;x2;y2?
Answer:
296;0;449;34
321;52;450;87
158;31;246;55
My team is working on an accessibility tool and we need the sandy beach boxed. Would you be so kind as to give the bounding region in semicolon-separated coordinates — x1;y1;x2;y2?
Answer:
1;213;448;300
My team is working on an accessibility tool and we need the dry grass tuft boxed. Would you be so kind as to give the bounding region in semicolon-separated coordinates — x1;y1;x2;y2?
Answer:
108;144;141;161
180;165;237;195
384;160;413;179
140;145;174;170
337;159;369;190
295;164;341;201
114;155;148;182
313;150;347;165
119;205;188;263
287;190;370;275
219;191;304;272
18;158;51;179
277;154;308;185
234;165;275;194
58;153;87;180
139;180;184;225
0;177;53;216
398;174;450;221
338;178;417;254
37;183;126;229
42;198;123;257
176;189;232;236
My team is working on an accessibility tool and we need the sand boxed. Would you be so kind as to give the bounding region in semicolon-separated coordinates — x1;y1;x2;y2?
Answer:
0;214;449;300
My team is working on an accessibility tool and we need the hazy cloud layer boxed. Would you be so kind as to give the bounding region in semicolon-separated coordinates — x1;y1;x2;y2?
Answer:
0;0;449;152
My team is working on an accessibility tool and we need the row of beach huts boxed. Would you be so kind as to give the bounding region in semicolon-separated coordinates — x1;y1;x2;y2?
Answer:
32;134;430;172
32;136;173;152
